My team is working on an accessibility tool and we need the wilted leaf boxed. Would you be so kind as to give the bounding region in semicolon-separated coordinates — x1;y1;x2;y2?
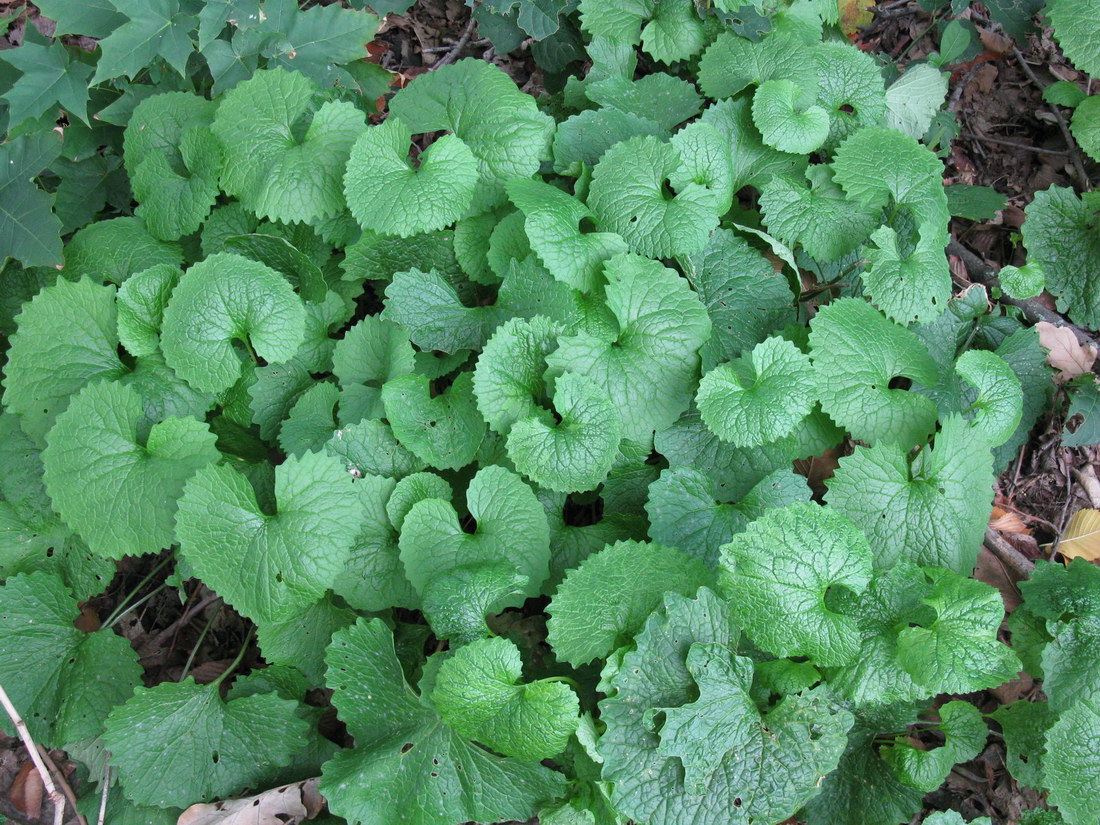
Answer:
1050;508;1100;562
177;778;324;825
1036;321;1096;382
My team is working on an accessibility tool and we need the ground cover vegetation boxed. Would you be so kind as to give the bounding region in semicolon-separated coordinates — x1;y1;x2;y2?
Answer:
0;0;1099;823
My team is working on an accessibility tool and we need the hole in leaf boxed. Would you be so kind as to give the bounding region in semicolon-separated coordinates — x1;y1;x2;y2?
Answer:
400;743;414;753
839;104;855;114
212;751;220;764
888;376;912;390
734;798;743;808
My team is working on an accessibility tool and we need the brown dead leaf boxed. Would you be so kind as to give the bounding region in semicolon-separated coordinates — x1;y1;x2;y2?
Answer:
177;779;323;825
989;505;1031;534
838;0;873;39
975;546;1023;611
9;760;43;819
1053;508;1100;561
1036;321;1097;382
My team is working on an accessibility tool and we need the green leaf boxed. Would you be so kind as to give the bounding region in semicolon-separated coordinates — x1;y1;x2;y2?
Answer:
588;136;718;259
344;118;478;237
389;59;554;211
42;381;217;560
63;216;184;285
880;700;987;791
590;75;704;134
687;227;796;366
35;0;125;36
224;231;329;303
646;466;809;568
827;415;994;572
333;316;416;418
698;30;818;101
547;539;713;666
255;594;357;685
473;315;563;435
260;3;379;88
382;372;485;470
760;167;880;262
422;562;528;646
1045;80;1088;108
1022;186;1100;328
92;0;199;83
1064;377;1100;447
212;69;366;224
325;418;425;479
551;107;665;174
832;126;949;228
279;381;339;456
161;253;307;394
989;700;1051;789
0;572;141;745
104;678;308;808
505;177;627;293
382;267;496;354
507;372;622;493
2;277;126;442
0;36;92;128
701;96;807;194
955;349;1024;446
1049;0;1100;77
657;644;852;804
696;336;816;447
945;184;1008;221
814;41;888;150
719;501;872;665
545;253;711;442
321;618;566;824
433;636;579;761
752;79;830;154
599;588;849;825
0;131;63;266
884;64;948;139
998;261;1046;300
895;568;1021;693
116;264;182;358
176;450;363;623
862;222;951;324
808;297;939;447
1043;695;1100;825
399;464;550;598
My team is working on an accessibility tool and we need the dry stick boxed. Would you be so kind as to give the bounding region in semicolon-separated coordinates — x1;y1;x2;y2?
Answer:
148;591;223;651
431;15;476;70
1012;46;1092;191
36;746;87;825
946;240;1097;346
0;682;65;825
97;764;111;825
960;131;1070;156
983;528;1036;578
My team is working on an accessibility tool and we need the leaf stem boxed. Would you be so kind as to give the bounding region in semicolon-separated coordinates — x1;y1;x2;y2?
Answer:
212;625;257;688
540;675;583;693
101;553;175;628
180;604;223;682
104;584;169;630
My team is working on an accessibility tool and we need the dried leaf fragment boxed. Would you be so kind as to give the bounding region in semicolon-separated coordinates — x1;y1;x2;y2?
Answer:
1036;321;1097;382
177;778;323;825
1054;508;1100;561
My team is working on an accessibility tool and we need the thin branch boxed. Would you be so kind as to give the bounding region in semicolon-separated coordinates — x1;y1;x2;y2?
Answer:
984;529;1036;578
0;683;65;825
1012;46;1092;191
97;764;110;825
946;240;1096;346
960;130;1070;156
431;15;476;70
147;592;222;651
36;746;87;825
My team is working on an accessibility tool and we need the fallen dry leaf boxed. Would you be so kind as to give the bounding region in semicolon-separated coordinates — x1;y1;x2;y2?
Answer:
1052;508;1100;562
178;779;323;825
989;505;1031;534
1036;322;1097;382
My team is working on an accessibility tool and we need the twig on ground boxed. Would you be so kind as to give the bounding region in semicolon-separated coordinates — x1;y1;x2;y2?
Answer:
946;240;1096;346
36;746;86;825
97;764;110;825
431;15;476;70
983;529;1036;577
1071;465;1100;508
960;130;1070;156
148;592;222;652
1012;46;1092;191
0;683;66;825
